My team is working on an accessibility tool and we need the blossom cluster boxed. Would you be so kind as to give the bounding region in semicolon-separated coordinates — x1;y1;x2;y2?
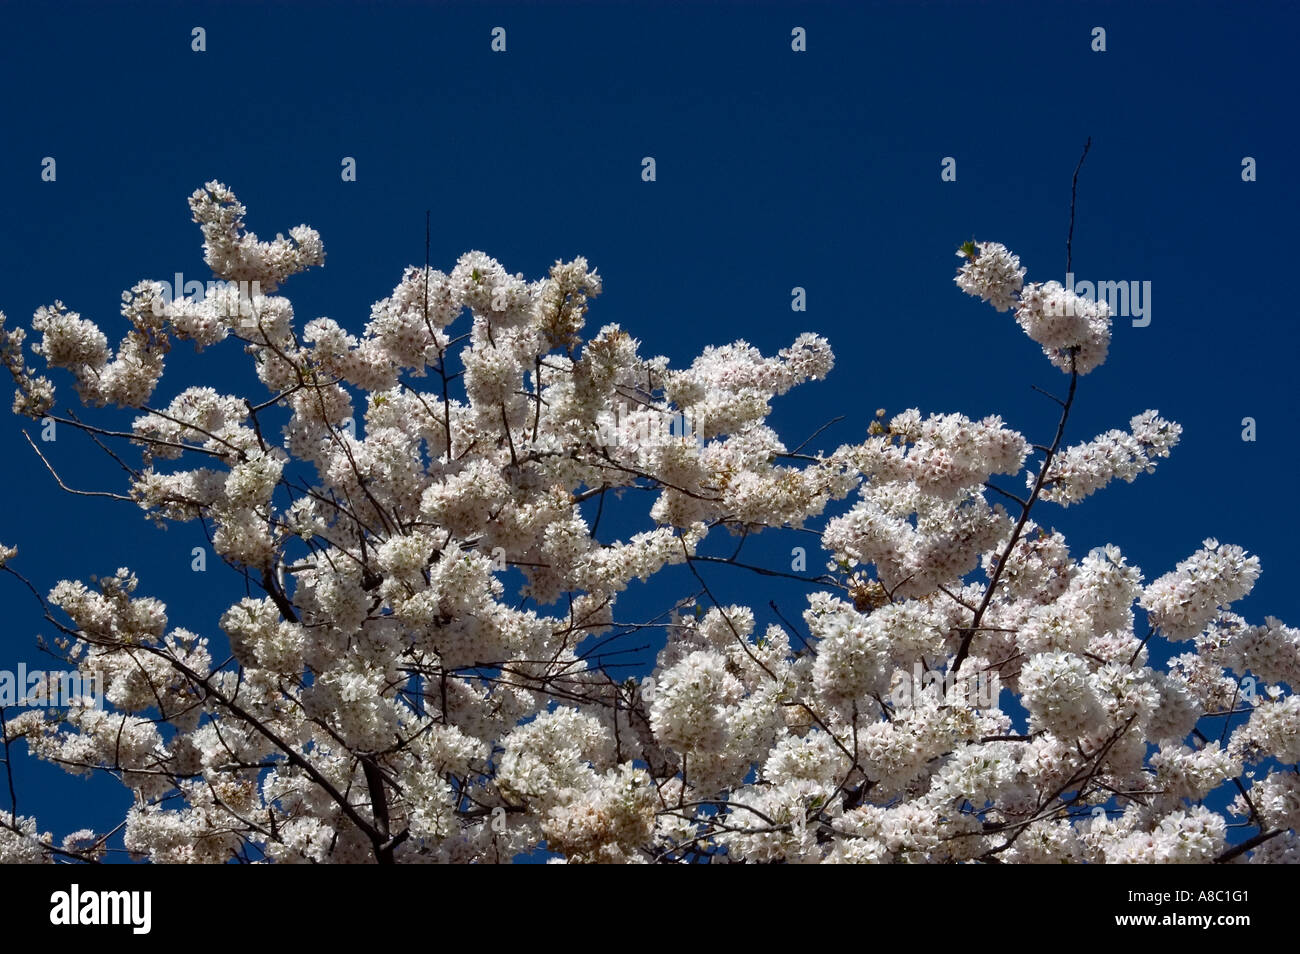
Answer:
955;240;1111;374
0;196;1293;865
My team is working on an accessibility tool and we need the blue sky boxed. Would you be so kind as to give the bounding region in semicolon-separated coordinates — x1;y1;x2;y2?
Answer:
0;0;1296;854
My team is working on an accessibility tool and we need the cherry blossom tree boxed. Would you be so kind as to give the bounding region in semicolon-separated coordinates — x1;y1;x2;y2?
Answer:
0;178;1295;864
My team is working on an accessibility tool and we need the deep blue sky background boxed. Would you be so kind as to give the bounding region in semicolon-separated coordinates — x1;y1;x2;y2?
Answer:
0;0;1296;856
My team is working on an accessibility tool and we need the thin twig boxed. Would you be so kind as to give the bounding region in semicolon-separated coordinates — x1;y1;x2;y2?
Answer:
1066;137;1092;276
23;432;133;501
